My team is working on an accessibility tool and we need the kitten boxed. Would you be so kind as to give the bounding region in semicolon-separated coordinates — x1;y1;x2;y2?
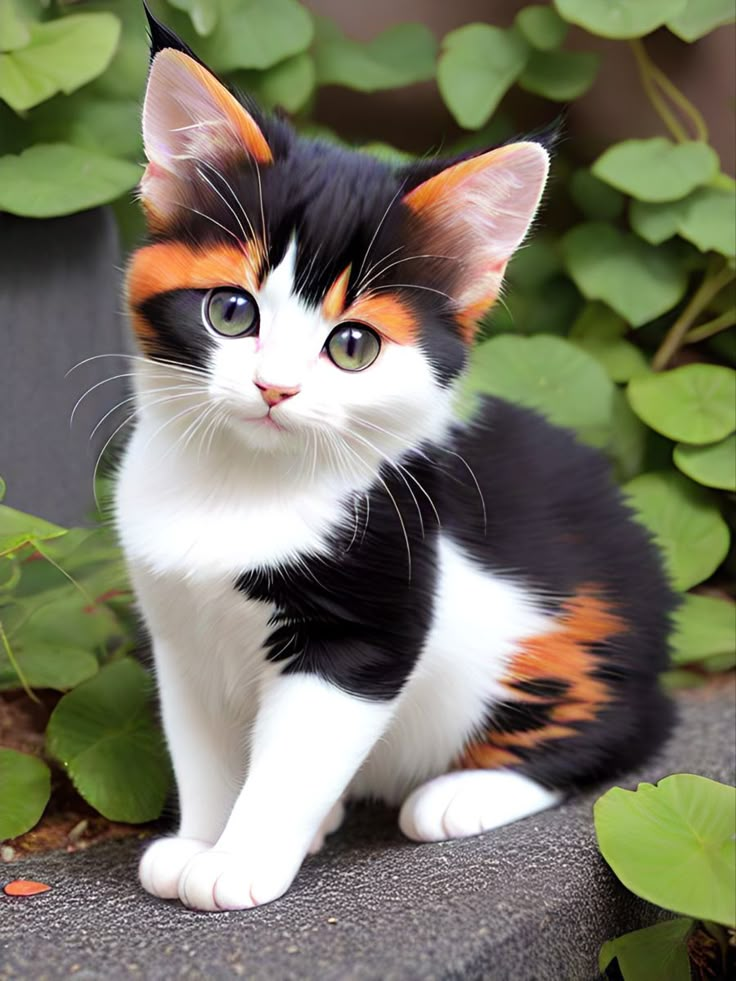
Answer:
115;11;675;911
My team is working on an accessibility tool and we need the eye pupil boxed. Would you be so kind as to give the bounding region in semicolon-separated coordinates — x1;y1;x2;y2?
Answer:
205;288;259;337
326;322;381;371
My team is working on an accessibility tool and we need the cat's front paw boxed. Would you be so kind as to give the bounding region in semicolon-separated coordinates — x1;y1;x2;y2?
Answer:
139;836;212;899
177;848;301;911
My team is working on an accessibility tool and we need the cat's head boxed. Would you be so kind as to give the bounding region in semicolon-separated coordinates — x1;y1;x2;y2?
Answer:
126;9;549;476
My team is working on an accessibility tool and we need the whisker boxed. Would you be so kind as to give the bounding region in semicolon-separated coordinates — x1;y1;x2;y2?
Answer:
358;253;458;294
355;182;407;288
89;384;203;442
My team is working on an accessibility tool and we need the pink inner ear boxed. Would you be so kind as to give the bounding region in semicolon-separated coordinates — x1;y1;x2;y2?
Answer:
405;142;550;321
140;49;271;225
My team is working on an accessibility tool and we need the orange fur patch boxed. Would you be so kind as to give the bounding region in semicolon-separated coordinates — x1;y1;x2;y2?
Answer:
343;293;417;345
458;587;627;770
322;265;351;320
126;241;262;333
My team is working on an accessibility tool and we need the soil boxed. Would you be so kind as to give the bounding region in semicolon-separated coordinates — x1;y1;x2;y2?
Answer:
0;690;157;861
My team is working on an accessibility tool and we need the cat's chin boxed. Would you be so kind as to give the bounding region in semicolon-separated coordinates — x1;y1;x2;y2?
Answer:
225;413;303;454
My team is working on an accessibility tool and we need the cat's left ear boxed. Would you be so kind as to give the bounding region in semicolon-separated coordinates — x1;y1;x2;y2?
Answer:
403;142;549;337
140;42;272;228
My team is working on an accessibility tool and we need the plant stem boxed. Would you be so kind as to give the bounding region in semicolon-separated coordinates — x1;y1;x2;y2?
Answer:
683;310;736;345
648;61;709;143
33;540;97;608
630;40;689;143
0;616;39;703
652;261;736;370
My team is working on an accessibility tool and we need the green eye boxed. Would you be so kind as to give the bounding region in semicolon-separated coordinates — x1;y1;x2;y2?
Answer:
205;288;259;337
325;323;381;371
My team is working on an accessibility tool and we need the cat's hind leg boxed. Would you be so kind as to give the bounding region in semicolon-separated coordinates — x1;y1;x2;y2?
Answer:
398;770;560;842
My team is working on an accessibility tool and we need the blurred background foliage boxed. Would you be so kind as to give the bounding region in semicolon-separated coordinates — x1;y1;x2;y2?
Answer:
0;0;734;896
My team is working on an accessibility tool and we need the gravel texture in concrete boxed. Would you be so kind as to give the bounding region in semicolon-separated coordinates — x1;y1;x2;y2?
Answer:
1;685;734;981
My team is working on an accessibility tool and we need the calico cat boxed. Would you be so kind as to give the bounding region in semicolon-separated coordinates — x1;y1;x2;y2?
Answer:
115;10;675;911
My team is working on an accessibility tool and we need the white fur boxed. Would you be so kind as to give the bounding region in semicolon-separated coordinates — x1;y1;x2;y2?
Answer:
118;240;557;911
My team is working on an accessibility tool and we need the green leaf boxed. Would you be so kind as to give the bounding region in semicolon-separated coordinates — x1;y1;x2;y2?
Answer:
0;12;121;113
47;658;170;823
515;5;568;49
438;24;529;130
0;476;5;501
595;774;736;926
624;470;730;589
235;52;315;113
569;303;649;382
676;187;736;257
519;48;599;101
593;138;719;203
599;918;694;981
0;0;31;52
314;22;436;92
631;187;736;256
0;504;66;557
195;0;313;72
562;222;687;327
674;434;736;491
464;335;615;448
0;143;140;218
0;748;51;840
167;0;219;36
628;364;736;444
0;641;98;692
667;0;736;40
570;168;625;220
671;593;736;664
554;0;687;39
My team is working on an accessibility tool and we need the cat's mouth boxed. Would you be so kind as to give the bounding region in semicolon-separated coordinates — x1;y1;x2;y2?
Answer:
240;410;287;433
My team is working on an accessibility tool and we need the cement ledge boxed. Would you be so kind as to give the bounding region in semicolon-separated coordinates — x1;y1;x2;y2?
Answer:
1;685;734;981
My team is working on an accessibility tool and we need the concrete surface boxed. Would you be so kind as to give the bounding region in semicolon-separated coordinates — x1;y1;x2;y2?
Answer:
1;685;734;981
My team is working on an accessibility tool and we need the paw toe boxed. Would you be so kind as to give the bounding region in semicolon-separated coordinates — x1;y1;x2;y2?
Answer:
139;837;211;899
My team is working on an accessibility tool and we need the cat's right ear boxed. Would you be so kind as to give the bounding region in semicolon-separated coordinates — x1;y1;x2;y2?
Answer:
140;17;272;230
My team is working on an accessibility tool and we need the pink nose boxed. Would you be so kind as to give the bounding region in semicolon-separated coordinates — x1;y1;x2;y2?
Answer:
255;380;300;407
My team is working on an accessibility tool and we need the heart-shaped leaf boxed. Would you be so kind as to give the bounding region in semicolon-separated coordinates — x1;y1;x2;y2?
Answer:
624;470;730;589
0;748;51;840
599;918;694;981
0;143;140;218
554;0;687;39
595;774;736;926
674;434;736;491
195;0;313;72
464;334;615;448
671;593;736;665
628;364;736;444
631;186;736;256
562;222;687;326
519;48;599;101
315;21;436;92
515;5;568;49
0;13;121;113
0;641;98;692
47;658;170;823
438;24;529;130
593;138;719;203
667;0;736;41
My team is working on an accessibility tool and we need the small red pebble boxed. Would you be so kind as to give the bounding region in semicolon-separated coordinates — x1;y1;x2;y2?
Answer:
3;879;52;897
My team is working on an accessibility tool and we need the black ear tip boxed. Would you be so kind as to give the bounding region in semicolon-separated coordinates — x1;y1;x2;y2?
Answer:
142;0;200;63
